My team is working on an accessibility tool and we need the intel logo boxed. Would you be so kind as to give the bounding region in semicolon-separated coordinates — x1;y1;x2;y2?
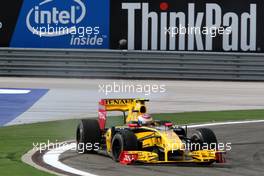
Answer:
26;0;86;37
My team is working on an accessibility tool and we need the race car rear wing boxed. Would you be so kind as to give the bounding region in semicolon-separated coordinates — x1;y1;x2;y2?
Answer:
98;98;149;130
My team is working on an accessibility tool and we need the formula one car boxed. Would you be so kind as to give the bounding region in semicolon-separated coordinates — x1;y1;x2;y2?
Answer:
76;99;225;165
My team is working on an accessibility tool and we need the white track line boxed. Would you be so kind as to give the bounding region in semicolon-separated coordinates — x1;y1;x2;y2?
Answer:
43;143;98;176
0;89;31;94
42;119;264;176
188;119;264;128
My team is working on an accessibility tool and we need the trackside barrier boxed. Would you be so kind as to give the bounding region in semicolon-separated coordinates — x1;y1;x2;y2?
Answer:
0;48;264;81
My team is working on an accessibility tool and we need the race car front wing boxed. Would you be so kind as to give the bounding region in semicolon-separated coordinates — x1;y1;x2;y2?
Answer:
119;150;226;165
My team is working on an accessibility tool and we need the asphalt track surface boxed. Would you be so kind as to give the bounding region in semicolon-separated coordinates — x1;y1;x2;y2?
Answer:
1;77;264;125
60;122;264;176
1;77;264;176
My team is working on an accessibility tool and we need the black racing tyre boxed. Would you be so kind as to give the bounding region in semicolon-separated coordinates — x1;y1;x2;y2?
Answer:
76;119;101;154
173;127;186;138
190;128;218;151
111;130;138;162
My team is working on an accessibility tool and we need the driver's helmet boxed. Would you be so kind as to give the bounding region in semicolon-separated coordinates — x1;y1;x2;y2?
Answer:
138;114;153;125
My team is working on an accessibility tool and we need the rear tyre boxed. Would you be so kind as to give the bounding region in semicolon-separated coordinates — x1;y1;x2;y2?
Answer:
190;128;218;151
111;130;138;162
76;119;101;154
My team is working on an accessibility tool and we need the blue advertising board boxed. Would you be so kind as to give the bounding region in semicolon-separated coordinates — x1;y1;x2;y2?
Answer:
10;0;109;48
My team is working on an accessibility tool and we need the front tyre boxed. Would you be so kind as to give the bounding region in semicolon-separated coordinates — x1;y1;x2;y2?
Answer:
190;128;218;151
111;130;138;162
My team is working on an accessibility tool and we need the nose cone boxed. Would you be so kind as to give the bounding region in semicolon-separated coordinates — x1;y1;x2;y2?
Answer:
160;130;184;151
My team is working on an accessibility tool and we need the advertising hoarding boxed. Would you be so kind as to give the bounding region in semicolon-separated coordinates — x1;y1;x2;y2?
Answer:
1;0;109;48
110;0;263;52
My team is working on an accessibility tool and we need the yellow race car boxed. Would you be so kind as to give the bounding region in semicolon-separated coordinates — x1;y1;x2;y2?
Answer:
76;98;225;165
